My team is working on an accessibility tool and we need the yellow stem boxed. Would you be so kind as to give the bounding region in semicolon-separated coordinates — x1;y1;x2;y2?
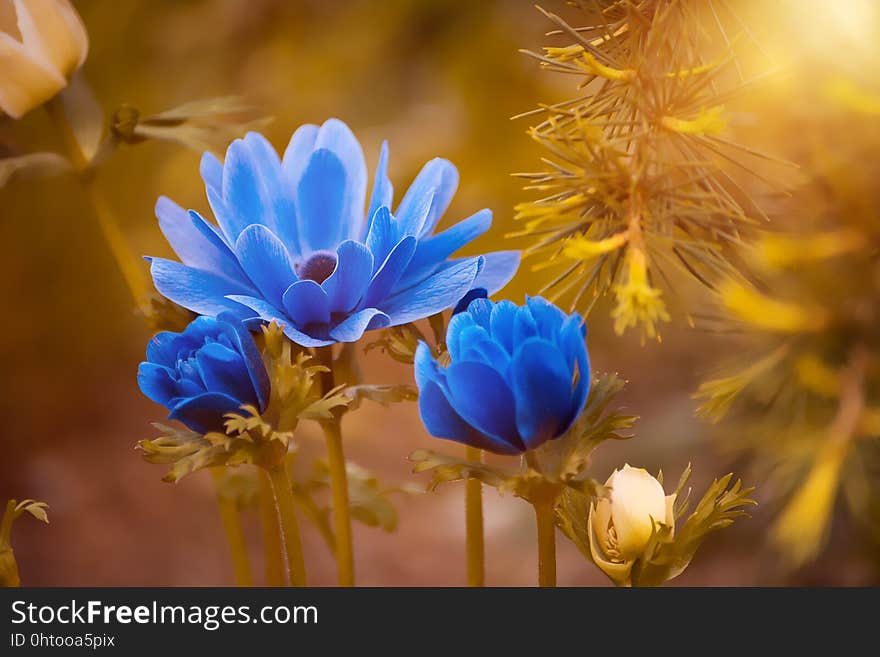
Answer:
267;464;307;587
534;501;557;587
321;417;355;586
45;98;149;309
258;469;286;586
317;345;355;587
210;469;252;587
464;445;485;587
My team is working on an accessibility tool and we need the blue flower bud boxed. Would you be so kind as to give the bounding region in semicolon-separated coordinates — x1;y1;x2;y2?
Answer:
137;313;270;433
414;296;590;454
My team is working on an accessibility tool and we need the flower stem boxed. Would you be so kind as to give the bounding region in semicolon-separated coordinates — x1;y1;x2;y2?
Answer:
534;501;557;587
464;446;485;587
45;97;149;310
317;346;355;587
210;469;252;587
258;469;286;586
321;417;355;586
0;500;16;547
267;464;307;587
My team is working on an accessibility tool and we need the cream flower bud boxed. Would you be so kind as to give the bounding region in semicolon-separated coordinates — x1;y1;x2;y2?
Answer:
0;0;89;119
589;464;675;586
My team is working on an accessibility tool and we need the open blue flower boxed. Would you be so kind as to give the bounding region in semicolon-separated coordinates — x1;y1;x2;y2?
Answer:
137;314;270;434
149;119;520;347
415;297;590;455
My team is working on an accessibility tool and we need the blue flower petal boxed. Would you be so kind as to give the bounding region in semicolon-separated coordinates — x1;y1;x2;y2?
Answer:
150;258;256;319
366;140;393;236
510;337;574;449
470;250;520;295
489;300;518;354
222;136;278;240
137;362;177;407
526;296;567;342
396;158;459;238
445;312;476;362
559;314;590;427
225;295;334;347
217;311;271;412
281;123;319;184
413;341;442;389
418;379;521;455
513;304;539;344
446;360;524;452
465;297;493;331
314;118;367;241
282;279;331;326
168;391;243;433
365;206;395;272
452;288;487;315
200;152;223;197
381;257;482;326
195;342;256;409
322;240;373;313
460;332;511;377
243;132;300;256
401;209;492;283
296;149;347;252
234;224;298;306
328;308;390;342
362;236;417;309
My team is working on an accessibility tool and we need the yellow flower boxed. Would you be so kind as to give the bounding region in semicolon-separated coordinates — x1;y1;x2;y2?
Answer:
611;248;670;338
0;0;88;118
589;465;675;586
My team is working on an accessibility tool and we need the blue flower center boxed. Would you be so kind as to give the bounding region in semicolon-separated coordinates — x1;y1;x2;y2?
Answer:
296;250;337;284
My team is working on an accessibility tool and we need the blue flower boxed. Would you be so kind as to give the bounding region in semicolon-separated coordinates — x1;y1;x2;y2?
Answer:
149;119;520;347
137;314;270;433
414;297;590;455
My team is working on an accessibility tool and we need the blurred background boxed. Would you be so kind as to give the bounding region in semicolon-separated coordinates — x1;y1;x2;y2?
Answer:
1;0;878;586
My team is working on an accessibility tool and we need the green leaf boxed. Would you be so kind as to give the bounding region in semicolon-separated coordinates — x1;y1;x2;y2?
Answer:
0;153;71;187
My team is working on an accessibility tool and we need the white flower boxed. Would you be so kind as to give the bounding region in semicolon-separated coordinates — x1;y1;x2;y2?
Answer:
0;0;88;118
589;464;675;585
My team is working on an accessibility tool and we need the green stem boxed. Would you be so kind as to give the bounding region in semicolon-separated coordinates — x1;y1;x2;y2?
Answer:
317;345;355;586
45;97;149;309
258;469;286;586
267;464;307;587
210;469;252;587
534;500;557;587
464;446;485;587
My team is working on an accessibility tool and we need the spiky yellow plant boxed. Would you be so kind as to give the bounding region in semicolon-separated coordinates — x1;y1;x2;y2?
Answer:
515;1;780;338
696;77;880;568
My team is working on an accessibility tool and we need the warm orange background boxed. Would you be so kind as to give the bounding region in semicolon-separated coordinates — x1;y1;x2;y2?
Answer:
1;0;876;586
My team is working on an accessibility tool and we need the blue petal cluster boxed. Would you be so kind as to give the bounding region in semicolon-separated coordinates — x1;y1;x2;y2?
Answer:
415;297;590;454
150;119;519;347
137;314;270;433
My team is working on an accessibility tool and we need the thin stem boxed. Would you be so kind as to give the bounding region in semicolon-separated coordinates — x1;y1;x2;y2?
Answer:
0;500;16;547
321;417;355;586
534;501;557;587
258;469;286;586
464;446;485;587
210;469;252;587
45;97;149;309
267;464;307;587
317;346;355;587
